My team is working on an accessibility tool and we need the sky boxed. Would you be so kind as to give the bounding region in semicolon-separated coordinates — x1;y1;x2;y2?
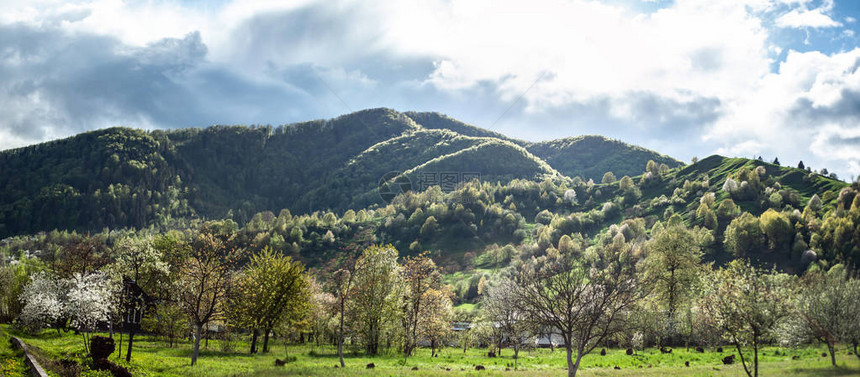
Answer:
1;0;860;180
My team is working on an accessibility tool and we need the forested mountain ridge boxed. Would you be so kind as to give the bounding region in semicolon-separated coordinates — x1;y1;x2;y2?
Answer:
526;135;683;181
1;106;857;305
1;108;672;237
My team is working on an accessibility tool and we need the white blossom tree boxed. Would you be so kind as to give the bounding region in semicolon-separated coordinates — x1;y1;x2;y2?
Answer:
67;272;116;353
19;272;66;333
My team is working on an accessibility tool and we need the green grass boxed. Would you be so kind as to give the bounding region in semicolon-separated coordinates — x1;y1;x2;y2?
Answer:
3;325;859;377
0;326;30;377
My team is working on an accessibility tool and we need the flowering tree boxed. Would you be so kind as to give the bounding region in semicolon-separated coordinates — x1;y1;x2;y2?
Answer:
19;272;66;332
67;272;116;353
700;260;792;377
482;278;534;362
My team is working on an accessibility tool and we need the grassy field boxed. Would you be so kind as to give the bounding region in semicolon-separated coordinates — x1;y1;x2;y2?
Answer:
2;325;860;377
0;326;30;377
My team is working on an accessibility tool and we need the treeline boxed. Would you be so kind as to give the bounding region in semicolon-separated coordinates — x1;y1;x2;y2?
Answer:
0;109;420;237
1;109;691;239
2;213;860;377
2;156;858;306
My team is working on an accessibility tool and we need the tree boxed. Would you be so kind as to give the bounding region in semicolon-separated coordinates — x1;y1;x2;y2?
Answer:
417;287;453;357
228;247;309;354
646;160;659;176
66;272;116;354
716;199;739;219
724;212;764;257
482;277;534;364
841;274;860;361
401;253;441;357
619;176;634;191
332;265;355;367
798;161;805;170
111;235;168;361
18;272;66;333
643;225;703;343
420;216;438;239
511;240;640;377
786;266;860;366
700;260;792;377
806;194;823;213
759;209;792;252
177;228;245;366
53;236;108;279
349;244;401;355
772;157;780;165
143;300;186;348
259;250;309;353
308;279;336;347
601;172;617;184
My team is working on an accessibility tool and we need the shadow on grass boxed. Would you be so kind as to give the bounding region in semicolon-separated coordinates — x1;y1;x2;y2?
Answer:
785;365;860;377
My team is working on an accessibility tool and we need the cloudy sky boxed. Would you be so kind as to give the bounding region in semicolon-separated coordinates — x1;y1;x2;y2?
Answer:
2;0;860;180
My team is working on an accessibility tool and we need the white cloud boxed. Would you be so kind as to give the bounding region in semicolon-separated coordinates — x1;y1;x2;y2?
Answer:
0;0;859;178
776;8;841;28
706;47;860;180
810;125;860;160
775;0;841;28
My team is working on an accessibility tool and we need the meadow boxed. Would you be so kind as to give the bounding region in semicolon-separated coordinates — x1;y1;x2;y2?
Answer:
3;326;860;377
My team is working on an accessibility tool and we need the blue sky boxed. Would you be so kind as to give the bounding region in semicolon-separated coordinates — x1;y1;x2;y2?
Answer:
1;0;860;180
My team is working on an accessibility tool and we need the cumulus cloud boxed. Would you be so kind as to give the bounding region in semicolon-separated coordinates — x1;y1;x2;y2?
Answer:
777;9;841;28
0;0;859;179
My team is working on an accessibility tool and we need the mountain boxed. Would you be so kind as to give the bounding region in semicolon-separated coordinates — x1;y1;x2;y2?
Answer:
525;135;684;181
5;108;668;237
1;108;856;298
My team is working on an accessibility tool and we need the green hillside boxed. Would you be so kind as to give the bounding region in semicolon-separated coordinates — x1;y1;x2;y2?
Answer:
0;108;575;237
2;109;855;283
526;135;684;181
403;111;523;144
300;129;558;211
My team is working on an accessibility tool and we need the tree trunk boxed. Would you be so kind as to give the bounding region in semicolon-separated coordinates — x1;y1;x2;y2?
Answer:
263;329;271;353
854;342;860;361
250;329;259;354
338;312;345;368
565;343;583;377
191;324;202;366
514;345;519;369
754;339;759;377
126;330;134;362
118;331;123;358
734;341;753;377
828;342;836;367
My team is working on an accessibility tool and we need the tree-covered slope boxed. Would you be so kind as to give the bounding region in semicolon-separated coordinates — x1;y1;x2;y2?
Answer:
0;127;191;236
12;108;819;243
403;112;523;144
168;108;420;218
298;129;558;211
526;135;684;181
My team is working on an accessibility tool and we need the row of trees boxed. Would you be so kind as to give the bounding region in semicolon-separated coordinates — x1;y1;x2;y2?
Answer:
12;226;311;366
476;221;860;377
327;246;453;366
7;227;459;368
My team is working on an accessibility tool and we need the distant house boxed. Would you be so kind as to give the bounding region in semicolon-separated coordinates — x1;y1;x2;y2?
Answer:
452;321;473;332
534;332;564;348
